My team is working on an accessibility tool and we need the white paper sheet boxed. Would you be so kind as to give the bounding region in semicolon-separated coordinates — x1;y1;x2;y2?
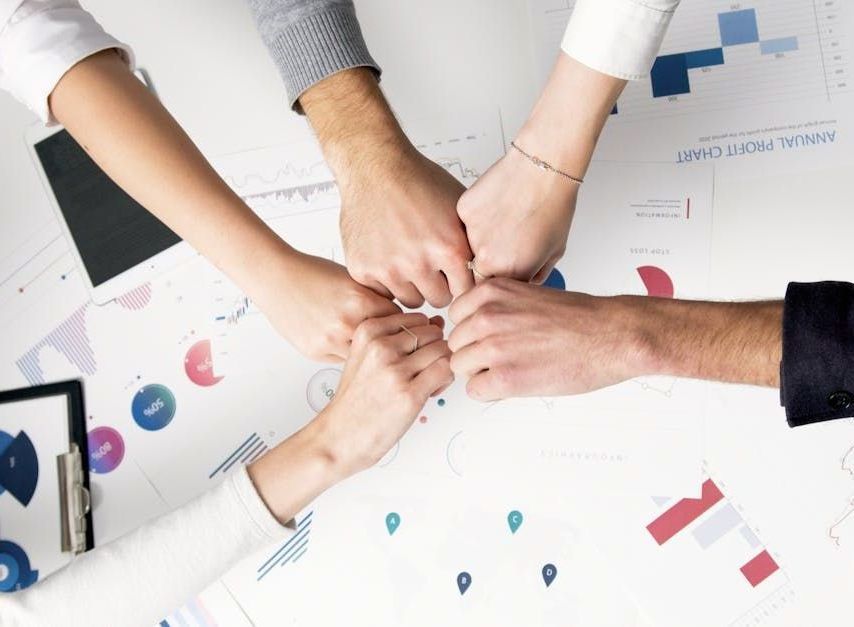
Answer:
529;0;854;178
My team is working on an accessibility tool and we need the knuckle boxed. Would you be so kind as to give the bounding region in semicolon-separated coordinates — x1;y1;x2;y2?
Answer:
480;337;503;362
436;238;468;264
352;319;375;344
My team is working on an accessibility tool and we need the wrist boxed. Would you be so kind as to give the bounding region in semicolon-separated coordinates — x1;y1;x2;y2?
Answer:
246;420;339;525
610;295;670;378
518;53;625;178
304;402;366;482
232;231;300;302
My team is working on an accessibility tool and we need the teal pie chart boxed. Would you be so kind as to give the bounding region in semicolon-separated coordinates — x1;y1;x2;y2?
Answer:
0;540;38;591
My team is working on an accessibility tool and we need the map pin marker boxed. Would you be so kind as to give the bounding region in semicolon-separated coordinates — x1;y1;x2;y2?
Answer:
542;563;557;587
457;571;472;596
507;510;523;534
385;512;401;536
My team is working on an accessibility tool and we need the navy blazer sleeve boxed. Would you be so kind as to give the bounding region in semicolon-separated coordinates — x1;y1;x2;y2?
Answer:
781;281;854;427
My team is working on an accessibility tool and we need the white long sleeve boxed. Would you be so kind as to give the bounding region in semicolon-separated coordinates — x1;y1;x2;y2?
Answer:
561;0;681;80
0;0;134;124
0;466;292;627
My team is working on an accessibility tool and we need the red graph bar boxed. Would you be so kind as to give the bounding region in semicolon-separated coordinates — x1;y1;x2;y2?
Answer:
647;479;724;545
740;550;779;587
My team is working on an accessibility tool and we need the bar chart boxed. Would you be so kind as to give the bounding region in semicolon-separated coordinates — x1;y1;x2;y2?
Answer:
531;0;850;123
650;8;801;98
646;478;781;589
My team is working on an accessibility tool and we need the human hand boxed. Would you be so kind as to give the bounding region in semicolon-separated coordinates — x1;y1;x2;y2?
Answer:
311;312;453;479
456;149;578;283
298;68;474;308
340;146;474;307
448;279;653;400
457;54;625;283
255;251;400;362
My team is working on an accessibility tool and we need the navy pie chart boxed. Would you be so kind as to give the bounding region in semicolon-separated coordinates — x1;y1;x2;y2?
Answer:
0;430;39;506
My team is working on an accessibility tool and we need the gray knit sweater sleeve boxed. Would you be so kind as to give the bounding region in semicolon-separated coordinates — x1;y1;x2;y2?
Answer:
245;0;380;110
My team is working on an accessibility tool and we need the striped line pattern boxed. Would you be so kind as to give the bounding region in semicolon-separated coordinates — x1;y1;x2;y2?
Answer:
208;433;268;479
16;305;96;385
160;596;218;627
257;511;313;581
114;283;152;311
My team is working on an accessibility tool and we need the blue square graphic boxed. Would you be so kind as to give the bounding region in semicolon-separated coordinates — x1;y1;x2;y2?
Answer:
718;9;760;47
651;54;690;98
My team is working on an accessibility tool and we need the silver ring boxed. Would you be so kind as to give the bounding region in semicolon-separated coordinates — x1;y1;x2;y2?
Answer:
466;259;490;280
400;325;418;354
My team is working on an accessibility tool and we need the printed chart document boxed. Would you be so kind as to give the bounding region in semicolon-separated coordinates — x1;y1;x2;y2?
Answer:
0;111;712;625
529;0;853;177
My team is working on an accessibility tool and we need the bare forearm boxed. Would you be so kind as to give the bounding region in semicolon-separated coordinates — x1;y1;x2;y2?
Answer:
518;53;626;178
299;68;411;186
634;297;783;387
48;51;295;299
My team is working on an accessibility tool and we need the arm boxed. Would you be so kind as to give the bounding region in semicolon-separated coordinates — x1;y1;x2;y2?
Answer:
246;0;474;308
447;279;780;400
449;279;854;428
1;312;452;626
1;1;397;362
458;0;680;282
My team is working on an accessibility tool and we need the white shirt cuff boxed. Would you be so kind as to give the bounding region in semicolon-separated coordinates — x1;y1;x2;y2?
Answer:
0;3;134;124
561;0;678;80
229;464;295;539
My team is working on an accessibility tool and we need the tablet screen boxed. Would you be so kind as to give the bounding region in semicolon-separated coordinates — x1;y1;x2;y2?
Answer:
34;129;181;287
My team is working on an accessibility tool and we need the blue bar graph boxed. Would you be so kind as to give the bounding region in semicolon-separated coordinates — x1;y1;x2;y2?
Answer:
760;36;799;55
684;48;725;70
718;9;760;46
643;8;799;101
651;54;691;97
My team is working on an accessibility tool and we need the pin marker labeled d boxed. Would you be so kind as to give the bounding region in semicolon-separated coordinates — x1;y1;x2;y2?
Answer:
542;563;557;587
457;571;472;596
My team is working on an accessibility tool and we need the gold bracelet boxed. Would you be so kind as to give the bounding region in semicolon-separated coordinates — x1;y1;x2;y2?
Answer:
510;141;584;185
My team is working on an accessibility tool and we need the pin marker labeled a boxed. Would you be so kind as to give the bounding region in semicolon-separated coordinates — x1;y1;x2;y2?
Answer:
385;512;401;536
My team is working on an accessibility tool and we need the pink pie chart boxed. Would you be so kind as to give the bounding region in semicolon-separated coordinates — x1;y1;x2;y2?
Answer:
636;266;674;299
184;340;224;387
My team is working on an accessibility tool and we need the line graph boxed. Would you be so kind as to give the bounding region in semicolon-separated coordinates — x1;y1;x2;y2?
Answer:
257;510;313;581
209;432;268;479
828;442;854;546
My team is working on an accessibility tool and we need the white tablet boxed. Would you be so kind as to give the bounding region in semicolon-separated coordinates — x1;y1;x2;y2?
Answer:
24;78;193;305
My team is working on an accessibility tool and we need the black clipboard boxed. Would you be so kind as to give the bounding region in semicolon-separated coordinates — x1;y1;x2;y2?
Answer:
0;380;94;590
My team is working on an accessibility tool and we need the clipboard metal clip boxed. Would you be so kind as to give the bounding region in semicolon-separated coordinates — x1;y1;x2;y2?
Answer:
57;443;90;555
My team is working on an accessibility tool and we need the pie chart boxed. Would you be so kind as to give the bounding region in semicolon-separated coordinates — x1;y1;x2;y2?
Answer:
636;266;674;299
543;268;566;291
0;540;38;591
0;430;38;507
184;339;224;387
0;430;11;496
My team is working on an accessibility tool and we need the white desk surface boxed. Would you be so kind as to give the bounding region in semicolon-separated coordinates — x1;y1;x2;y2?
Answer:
1;1;852;624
